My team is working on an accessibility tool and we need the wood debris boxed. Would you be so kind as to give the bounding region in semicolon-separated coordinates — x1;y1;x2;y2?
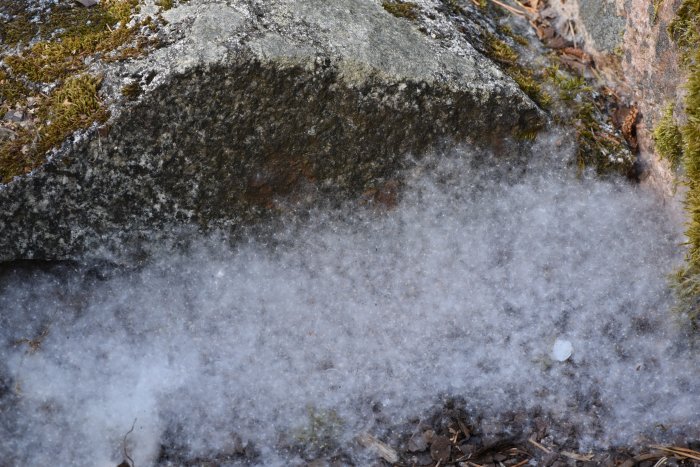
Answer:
357;433;399;464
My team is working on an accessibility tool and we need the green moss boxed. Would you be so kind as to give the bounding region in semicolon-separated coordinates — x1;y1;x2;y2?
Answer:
155;0;175;10
545;66;590;101
542;65;633;175
482;33;552;110
652;0;664;23
382;1;420;20
485;33;519;64
0;12;39;46
121;82;142;99
0;74;108;183
292;406;344;456
0;0;166;182
668;0;700;65
653;103;684;168
39;74;108;151
0;70;29;109
573;97;635;176
500;25;530;46
6;0;141;83
509;68;552;109
669;0;700;326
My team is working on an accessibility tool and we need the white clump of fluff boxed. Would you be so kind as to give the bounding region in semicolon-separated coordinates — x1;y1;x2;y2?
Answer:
0;134;697;466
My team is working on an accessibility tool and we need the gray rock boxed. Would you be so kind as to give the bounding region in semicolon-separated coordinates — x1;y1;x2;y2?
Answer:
0;127;17;142
408;432;429;452
0;0;544;261
3;110;24;122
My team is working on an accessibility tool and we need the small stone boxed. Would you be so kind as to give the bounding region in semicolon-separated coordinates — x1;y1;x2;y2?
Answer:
430;435;451;463
76;0;98;6
3;110;24;122
408;452;434;466
541;452;560;466
408;432;428;452
0;127;17;142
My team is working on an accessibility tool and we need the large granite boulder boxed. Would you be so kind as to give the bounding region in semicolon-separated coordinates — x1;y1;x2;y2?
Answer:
0;0;544;261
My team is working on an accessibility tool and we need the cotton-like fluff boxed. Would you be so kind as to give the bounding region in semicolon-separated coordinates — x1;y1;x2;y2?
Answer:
0;134;695;466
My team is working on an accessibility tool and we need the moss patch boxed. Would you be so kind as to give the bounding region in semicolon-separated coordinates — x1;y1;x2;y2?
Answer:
121;82;142;99
652;0;664;23
5;0;141;83
668;0;700;66
382;1;420;20
0;74;108;183
666;0;700;326
484;33;519;64
0;0;169;182
509;68;552;109
482;32;552;110
155;0;175;10
500;25;530;46
0;69;29;108
291;406;345;458
574;101;635;176
653;103;684;169
39;74;109;152
674;48;700;326
542;65;635;177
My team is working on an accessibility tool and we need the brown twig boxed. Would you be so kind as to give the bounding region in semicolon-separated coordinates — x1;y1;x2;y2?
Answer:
561;450;594;461
527;436;551;454
650;446;700;461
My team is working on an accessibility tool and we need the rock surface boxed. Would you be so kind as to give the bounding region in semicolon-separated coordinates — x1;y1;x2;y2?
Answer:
0;0;545;261
540;0;684;194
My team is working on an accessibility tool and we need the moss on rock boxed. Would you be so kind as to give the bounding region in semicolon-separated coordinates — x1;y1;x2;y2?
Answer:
668;0;700;326
0;0;168;182
653;103;684;169
382;1;420;20
0;74;108;183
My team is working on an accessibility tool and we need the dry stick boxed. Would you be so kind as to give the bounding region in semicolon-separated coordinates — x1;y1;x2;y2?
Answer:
512;0;537;14
665;446;700;457
568;20;577;49
123;418;137;467
457;419;470;440
357;433;399;464
561;450;593;461
527;436;551;454
650;446;700;461
652;456;668;467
